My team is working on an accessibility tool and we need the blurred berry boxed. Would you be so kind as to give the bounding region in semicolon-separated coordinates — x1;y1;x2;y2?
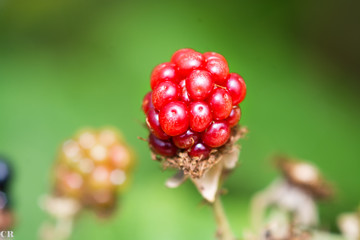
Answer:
53;128;134;215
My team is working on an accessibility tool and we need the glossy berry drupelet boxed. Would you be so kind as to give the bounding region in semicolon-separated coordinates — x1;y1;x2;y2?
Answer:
152;81;179;110
202;121;231;148
203;52;228;64
205;58;229;85
159;101;189;136
226;73;246;105
189;101;212;132
186;70;214;101
150;62;179;89
143;48;246;159
172;50;204;77
179;79;191;104
173;129;199;149
146;108;170;140
149;134;177;157
142;91;153;114
227;106;241;128
188;142;210;159
208;88;233;120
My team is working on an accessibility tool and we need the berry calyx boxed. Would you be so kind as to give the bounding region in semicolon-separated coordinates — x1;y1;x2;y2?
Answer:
189;101;212;132
186;70;214;101
208;88;233;120
226;106;241;128
149;134;177;157
226;73;246;105
202;121;231;148
159;101;189;136
173;129;199;149
146;108;170;140
152;81;179;110
189;142;210;159
150;62;179;89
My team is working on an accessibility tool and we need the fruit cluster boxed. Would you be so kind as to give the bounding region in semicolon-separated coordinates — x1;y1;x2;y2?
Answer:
53;129;134;215
143;48;246;160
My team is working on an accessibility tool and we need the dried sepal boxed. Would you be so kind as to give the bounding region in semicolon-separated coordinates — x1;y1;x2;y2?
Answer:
275;156;333;199
165;171;188;188
191;161;224;202
151;126;247;179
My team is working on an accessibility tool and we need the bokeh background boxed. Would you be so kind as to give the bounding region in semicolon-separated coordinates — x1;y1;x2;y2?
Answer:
0;0;359;239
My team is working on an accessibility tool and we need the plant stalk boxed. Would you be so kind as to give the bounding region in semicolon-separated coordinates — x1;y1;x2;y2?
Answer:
212;193;236;240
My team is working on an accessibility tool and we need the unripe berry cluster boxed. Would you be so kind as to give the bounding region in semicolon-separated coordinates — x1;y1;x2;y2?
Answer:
53;129;134;215
143;48;246;159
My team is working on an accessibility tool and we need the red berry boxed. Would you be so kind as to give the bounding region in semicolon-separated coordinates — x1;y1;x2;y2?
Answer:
225;73;246;105
186;70;214;101
203;52;227;64
189;101;212;132
179;79;191;104
205;58;229;85
171;48;195;63
146;108;170;140
202;121;230;148
208;88;233;120
173;50;204;77
172;129;199;149
152;81;179;110
149;134;177;157
150;62;179;89
159;101;189;136
189;142;210;159
142;91;153;114
226;106;241;127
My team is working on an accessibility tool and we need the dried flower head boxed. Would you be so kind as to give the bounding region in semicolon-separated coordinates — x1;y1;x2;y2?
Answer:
275;156;333;199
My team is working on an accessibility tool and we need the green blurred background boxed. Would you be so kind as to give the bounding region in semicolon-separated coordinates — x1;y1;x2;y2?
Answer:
0;0;359;239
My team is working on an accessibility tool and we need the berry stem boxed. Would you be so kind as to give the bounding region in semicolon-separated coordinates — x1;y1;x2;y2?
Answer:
212;191;236;240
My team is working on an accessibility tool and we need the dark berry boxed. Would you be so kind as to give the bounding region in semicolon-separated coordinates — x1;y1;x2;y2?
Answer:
226;73;246;105
142;91;153;114
0;160;11;192
149;134;177;157
205;58;229;85
189;101;212;132
173;50;204;77
227;106;241;127
146;108;170;140
186;70;214;101
152;81;179;110
189;142;210;159
150;62;179;89
208;88;233;120
159;101;189;136
172;129;199;149
202;121;231;148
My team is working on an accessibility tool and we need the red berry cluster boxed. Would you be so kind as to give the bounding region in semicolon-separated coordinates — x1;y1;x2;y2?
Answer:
143;49;246;160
